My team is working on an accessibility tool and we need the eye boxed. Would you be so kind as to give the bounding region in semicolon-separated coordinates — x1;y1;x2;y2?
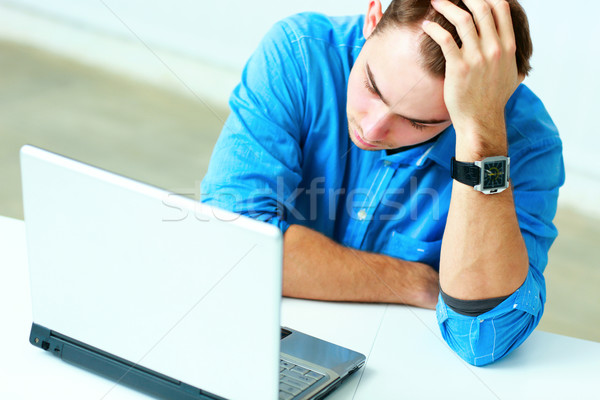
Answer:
408;120;427;131
363;78;377;95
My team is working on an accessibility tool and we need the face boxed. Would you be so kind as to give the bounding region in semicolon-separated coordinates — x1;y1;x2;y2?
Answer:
346;24;452;151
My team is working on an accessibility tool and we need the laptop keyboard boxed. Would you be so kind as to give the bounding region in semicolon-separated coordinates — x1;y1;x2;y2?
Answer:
279;359;325;400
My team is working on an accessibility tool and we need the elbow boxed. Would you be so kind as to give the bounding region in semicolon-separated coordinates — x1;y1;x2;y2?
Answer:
437;316;503;366
436;268;546;366
438;310;538;366
435;285;544;366
441;328;501;366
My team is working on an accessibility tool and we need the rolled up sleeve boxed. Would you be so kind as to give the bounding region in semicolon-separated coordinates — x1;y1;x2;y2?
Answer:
436;268;544;366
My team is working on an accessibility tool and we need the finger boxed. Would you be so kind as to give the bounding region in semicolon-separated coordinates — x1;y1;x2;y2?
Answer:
482;0;502;30
462;0;499;43
430;0;479;50
422;20;461;63
484;0;516;47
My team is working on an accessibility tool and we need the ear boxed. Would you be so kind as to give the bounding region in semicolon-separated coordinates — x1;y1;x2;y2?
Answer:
363;0;384;39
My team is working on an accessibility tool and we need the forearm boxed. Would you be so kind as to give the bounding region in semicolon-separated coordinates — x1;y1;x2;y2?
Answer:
283;224;439;309
440;122;529;300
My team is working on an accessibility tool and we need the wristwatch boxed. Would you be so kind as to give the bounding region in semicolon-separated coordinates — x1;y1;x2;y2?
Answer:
451;156;510;194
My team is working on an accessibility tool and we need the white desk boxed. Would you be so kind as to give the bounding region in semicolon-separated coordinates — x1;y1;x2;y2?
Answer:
1;215;598;399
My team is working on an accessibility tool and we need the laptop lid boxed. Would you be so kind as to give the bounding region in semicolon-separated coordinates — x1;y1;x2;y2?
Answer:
21;145;283;400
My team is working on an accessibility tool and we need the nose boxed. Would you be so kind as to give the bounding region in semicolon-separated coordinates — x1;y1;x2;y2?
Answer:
361;108;392;142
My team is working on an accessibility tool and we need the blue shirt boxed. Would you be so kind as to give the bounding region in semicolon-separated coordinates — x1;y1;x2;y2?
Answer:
201;13;565;366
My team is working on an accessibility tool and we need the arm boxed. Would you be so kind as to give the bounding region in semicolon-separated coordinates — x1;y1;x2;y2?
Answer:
283;224;439;309
424;0;564;366
425;0;528;299
441;132;529;299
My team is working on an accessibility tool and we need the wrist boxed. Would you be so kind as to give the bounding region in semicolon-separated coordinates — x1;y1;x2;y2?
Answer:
454;117;508;161
407;261;440;309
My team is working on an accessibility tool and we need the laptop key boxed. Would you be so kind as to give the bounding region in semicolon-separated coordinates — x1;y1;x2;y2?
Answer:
306;370;324;380
283;369;317;385
281;375;309;391
280;382;302;396
280;359;326;399
279;391;295;400
280;360;296;369
291;365;311;375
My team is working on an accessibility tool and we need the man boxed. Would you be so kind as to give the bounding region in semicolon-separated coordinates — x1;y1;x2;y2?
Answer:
201;0;564;366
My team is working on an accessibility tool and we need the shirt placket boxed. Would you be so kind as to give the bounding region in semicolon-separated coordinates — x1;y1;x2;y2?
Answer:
343;159;396;249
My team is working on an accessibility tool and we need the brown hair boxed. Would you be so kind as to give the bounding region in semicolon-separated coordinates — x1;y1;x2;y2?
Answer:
374;0;532;77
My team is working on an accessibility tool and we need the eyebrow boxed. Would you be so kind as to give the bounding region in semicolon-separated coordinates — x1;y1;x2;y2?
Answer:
365;63;450;126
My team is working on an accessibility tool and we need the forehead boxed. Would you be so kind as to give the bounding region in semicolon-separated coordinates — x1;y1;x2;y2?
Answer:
364;25;448;118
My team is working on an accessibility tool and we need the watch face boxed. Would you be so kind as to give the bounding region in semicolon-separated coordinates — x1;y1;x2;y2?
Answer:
482;160;507;190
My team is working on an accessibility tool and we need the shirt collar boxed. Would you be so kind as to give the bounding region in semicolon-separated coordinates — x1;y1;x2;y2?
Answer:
381;125;456;169
427;125;456;171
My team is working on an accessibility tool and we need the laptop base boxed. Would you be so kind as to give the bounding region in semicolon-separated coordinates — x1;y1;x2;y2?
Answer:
29;323;225;400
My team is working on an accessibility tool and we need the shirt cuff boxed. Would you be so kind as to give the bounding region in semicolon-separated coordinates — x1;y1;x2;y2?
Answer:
436;268;542;324
439;286;511;317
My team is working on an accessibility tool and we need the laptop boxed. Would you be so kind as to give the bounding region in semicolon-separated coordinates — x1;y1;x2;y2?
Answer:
20;145;365;400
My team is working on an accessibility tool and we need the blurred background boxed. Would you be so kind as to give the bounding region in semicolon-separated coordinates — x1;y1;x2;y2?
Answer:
0;0;598;341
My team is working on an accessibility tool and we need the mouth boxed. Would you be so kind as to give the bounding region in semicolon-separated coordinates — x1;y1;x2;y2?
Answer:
353;129;378;149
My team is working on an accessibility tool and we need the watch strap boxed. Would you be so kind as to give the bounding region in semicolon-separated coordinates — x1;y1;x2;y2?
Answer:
451;157;480;186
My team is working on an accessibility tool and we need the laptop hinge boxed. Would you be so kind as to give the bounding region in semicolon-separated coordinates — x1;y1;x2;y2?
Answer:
30;323;53;352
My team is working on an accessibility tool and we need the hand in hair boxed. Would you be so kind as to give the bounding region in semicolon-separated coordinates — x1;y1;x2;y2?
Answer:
422;0;523;161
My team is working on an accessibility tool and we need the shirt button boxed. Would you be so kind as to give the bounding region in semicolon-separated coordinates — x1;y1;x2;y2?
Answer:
383;160;392;167
357;209;367;221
